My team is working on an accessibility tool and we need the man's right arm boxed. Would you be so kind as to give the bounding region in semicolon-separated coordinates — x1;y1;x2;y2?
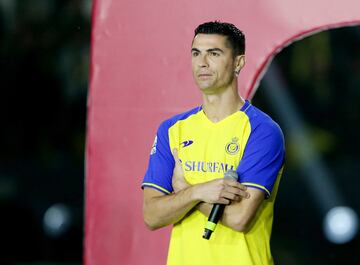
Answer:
143;179;248;230
143;187;200;230
143;148;249;230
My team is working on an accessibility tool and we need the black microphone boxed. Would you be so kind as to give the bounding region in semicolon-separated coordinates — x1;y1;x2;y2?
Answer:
202;169;239;240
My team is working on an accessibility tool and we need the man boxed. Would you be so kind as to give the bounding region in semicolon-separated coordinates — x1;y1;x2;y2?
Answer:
142;21;285;265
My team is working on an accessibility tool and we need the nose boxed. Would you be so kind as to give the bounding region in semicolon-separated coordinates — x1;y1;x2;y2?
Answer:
197;54;209;68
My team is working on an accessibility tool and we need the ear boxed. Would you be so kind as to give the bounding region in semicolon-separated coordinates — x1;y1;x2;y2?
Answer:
235;55;246;73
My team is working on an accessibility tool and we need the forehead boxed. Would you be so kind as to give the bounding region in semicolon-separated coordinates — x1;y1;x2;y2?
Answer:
192;34;230;50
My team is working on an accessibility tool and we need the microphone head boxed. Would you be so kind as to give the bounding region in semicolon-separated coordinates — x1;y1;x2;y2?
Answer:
224;169;238;181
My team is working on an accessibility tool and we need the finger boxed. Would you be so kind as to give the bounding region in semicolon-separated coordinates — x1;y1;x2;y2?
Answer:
217;198;230;205
238;184;247;191
221;191;238;201
223;186;250;199
224;186;248;197
224;179;247;191
239;190;250;199
172;148;182;164
233;195;242;202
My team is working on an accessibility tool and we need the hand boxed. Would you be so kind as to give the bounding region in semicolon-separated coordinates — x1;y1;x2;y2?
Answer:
193;178;249;205
171;148;190;192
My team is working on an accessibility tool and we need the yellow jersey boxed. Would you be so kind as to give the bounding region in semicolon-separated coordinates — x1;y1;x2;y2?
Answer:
142;100;285;265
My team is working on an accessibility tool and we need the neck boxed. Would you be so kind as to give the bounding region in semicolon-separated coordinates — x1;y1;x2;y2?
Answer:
202;86;244;123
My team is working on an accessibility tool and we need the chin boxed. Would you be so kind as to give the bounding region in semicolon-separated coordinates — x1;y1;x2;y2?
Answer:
198;85;212;91
196;81;213;90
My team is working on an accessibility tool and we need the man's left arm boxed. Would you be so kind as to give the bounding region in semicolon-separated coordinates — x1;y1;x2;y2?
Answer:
172;151;264;232
174;119;285;232
173;168;264;232
196;189;264;232
216;119;285;231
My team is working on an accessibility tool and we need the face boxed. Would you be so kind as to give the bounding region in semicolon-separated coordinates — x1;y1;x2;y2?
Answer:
191;34;244;94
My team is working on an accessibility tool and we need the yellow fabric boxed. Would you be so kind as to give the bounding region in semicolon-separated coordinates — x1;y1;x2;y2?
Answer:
166;110;281;265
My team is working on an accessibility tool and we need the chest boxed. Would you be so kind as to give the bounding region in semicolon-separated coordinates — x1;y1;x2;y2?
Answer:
168;118;251;184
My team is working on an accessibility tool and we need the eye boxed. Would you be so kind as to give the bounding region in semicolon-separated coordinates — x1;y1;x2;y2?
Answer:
192;51;199;57
209;52;220;57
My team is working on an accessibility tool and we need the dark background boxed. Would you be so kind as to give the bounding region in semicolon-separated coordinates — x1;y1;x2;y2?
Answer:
254;26;360;264
0;1;359;264
0;1;89;264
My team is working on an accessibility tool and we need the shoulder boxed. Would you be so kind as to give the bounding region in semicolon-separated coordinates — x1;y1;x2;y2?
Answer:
242;102;284;144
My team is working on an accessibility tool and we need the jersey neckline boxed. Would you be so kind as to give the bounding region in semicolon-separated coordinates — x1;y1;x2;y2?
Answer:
199;100;251;126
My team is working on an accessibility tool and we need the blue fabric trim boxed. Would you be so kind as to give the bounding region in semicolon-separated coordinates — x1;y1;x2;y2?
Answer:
142;106;202;194
236;102;285;195
141;183;171;195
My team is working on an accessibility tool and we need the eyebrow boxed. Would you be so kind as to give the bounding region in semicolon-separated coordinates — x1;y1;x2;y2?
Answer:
191;48;224;53
207;48;224;53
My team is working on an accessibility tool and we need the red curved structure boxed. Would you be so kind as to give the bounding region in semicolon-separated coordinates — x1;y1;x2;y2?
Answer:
85;1;360;264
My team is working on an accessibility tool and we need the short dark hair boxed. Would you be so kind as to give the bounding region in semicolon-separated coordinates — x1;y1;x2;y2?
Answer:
194;21;245;56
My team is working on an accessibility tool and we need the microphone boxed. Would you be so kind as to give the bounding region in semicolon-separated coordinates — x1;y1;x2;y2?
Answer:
202;169;239;240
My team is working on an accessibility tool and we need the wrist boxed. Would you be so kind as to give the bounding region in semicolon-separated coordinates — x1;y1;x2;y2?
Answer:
189;183;202;202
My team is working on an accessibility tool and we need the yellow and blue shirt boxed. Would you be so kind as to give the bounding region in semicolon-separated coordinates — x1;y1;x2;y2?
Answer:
142;100;285;265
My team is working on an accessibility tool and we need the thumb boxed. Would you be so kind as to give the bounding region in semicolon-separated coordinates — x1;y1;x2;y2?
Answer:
172;148;182;165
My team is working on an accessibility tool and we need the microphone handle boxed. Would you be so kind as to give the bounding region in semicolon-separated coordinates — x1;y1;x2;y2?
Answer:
202;203;225;240
202;170;239;240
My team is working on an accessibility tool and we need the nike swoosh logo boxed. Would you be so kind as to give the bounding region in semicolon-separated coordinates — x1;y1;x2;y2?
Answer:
181;140;194;148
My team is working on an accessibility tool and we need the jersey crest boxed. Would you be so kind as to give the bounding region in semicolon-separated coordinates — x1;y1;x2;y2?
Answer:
225;137;240;155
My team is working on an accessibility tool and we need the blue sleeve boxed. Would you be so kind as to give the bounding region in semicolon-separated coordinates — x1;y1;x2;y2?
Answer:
142;121;174;194
236;120;285;199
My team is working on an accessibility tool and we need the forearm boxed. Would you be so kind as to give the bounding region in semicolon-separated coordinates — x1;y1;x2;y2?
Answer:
197;202;245;231
143;187;201;230
197;189;262;233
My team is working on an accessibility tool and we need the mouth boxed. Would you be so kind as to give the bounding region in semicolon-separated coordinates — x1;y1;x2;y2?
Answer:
197;74;212;80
